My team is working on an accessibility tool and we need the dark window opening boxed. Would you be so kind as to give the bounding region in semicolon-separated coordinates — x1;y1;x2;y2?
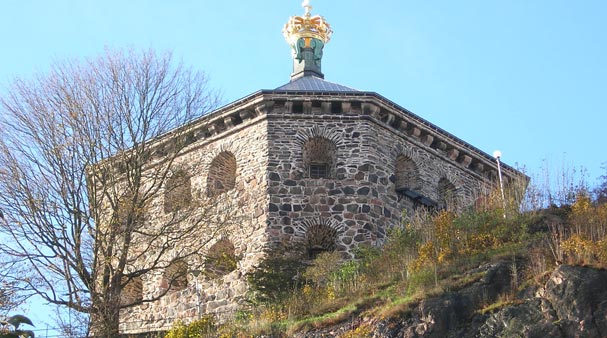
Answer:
438;178;457;210
205;239;238;278
292;102;304;114
120;276;143;306
396;186;438;207
309;163;329;179
331;102;342;114
303;137;337;179
164;170;192;213
207;151;237;197
308;246;327;260
395;155;420;191
164;260;188;292
305;223;337;260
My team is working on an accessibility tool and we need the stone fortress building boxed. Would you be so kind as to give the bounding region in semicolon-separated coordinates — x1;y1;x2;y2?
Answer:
119;1;526;334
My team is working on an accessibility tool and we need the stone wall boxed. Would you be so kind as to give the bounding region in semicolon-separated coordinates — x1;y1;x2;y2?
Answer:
119;117;269;334
264;102;488;259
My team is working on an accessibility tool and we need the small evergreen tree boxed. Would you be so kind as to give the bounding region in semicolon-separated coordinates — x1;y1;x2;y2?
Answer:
0;315;34;338
247;245;306;304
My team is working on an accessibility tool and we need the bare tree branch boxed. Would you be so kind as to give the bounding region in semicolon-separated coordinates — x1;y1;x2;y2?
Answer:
0;48;226;337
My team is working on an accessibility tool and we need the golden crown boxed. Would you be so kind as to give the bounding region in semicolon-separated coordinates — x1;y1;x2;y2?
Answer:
283;0;333;46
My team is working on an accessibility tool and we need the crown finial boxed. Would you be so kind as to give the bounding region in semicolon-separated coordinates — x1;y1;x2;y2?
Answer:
283;1;333;79
283;2;332;47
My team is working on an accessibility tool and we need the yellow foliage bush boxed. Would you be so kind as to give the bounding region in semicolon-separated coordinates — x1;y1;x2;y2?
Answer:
596;239;607;266
259;306;287;322
562;234;594;264
558;194;607;267
410;241;435;272
164;316;216;338
462;233;497;255
434;211;457;256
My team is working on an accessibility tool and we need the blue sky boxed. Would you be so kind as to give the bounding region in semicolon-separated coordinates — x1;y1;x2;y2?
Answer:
2;1;606;184
1;0;606;330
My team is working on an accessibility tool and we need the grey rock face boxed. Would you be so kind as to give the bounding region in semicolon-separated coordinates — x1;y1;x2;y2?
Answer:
413;265;607;338
543;265;607;337
370;262;514;338
476;265;607;338
295;264;607;338
477;299;562;338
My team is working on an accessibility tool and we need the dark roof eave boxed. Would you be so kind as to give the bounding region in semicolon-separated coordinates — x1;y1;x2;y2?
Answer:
184;88;525;181
261;90;525;178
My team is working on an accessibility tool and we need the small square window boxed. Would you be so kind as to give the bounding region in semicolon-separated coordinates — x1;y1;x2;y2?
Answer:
309;163;329;179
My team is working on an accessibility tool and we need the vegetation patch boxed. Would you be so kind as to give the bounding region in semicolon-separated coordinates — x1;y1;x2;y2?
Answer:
477;298;524;315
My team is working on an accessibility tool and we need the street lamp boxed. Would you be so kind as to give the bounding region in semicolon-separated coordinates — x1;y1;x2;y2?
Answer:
493;150;506;218
189;270;202;320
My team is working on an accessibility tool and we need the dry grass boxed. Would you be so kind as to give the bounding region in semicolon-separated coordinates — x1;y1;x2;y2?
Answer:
170;170;607;336
477;294;524;315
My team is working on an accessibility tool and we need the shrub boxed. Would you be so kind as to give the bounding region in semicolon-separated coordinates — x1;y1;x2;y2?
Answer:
408;210;456;275
331;259;363;295
302;251;342;288
247;245;306;304
542;192;607;268
381;226;420;281
164;316;216;338
407;266;436;295
354;244;381;275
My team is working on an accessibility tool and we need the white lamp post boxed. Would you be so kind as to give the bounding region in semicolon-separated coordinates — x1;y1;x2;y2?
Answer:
493;150;506;218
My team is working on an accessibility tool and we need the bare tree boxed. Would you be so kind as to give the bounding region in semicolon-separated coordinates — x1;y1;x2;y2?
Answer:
0;48;231;337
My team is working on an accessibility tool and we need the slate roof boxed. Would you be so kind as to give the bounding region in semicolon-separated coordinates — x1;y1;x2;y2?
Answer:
275;76;358;92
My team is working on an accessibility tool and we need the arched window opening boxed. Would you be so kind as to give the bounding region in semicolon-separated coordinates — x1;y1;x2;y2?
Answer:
438;178;457;210
120;276;143;306
164;170;192;213
395;155;420;191
303;137;337;179
207;151;237;197
164;259;188;292
112;190;147;231
305;223;338;259
395;155;429;204
205;239;238;278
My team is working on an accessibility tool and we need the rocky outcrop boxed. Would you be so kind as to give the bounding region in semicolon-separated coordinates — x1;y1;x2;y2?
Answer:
544;265;607;336
476;298;561;338
474;265;607;338
367;261;512;338
297;264;607;338
402;264;607;338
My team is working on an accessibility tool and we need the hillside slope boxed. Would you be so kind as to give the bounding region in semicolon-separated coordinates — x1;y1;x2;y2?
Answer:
294;263;607;338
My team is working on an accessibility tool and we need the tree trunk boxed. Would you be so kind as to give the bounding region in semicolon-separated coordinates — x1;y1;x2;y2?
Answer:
90;302;121;338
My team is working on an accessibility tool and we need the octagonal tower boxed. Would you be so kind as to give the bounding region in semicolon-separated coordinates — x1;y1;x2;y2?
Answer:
118;2;526;334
